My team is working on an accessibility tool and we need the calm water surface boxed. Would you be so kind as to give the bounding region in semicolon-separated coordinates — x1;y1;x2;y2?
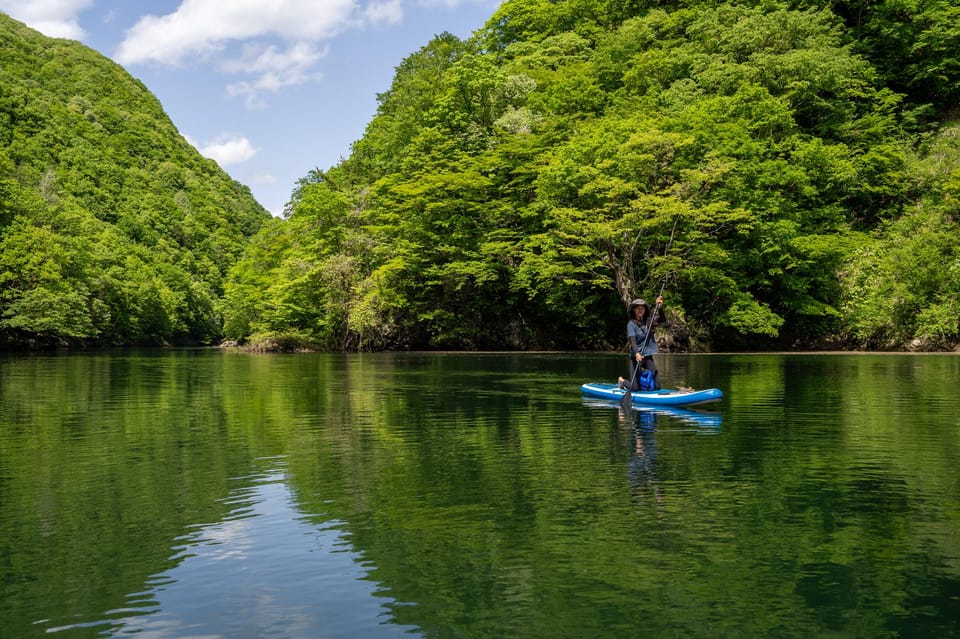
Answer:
1;351;958;638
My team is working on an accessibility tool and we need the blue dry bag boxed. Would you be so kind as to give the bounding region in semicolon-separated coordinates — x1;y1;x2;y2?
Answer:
639;369;656;391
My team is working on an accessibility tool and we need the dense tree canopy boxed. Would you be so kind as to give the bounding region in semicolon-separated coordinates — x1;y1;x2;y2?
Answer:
2;0;959;351
0;14;269;348
221;0;959;351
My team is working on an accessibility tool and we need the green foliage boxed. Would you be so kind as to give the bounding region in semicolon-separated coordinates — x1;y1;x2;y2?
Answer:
504;6;891;345
218;0;960;351
6;0;959;351
839;123;960;349
348;33;476;180
813;0;960;117
0;14;269;348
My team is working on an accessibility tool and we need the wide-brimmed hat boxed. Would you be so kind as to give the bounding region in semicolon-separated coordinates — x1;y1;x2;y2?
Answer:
628;298;648;315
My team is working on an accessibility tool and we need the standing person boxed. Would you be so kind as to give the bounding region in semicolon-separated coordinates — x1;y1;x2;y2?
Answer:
619;296;666;391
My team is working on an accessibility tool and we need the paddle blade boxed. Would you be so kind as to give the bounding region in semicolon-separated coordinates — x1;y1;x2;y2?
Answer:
620;387;632;411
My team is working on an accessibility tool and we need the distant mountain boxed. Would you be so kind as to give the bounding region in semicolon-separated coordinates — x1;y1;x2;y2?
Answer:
0;13;271;348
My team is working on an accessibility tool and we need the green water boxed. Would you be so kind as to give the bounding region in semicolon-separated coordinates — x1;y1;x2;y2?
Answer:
1;350;958;638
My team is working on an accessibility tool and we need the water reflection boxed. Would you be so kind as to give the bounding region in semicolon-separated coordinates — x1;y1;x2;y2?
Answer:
47;458;418;639
627;422;662;503
640;405;722;430
4;352;960;639
583;398;723;431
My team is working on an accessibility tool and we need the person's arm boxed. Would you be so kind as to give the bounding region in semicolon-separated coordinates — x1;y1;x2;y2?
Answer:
628;321;643;360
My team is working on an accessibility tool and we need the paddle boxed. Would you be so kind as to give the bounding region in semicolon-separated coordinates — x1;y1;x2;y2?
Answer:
620;361;639;411
620;293;665;412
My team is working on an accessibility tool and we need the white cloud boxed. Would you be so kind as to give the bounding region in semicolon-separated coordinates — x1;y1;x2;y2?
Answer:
114;0;361;66
193;135;259;166
223;41;327;109
112;0;385;108
222;41;326;76
0;0;93;39
365;0;403;26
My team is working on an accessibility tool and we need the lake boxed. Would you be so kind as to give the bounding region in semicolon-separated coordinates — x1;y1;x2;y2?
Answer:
1;350;958;638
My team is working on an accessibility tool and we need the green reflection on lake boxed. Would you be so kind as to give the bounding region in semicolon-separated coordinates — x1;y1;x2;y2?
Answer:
1;351;958;638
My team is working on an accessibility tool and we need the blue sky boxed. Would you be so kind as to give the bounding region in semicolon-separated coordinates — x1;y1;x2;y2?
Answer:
1;0;502;215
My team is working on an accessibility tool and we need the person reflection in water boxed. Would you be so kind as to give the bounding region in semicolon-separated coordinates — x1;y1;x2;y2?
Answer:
625;410;665;508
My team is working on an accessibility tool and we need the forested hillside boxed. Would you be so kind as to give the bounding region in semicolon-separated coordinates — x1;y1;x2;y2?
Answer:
222;0;960;352
0;14;270;348
3;1;959;352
